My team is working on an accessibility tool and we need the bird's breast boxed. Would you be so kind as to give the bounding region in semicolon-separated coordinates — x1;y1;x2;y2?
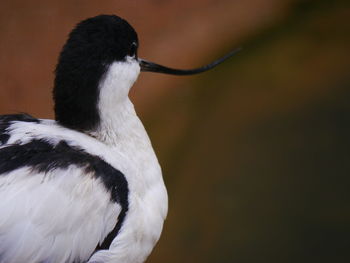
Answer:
110;141;168;262
89;118;168;263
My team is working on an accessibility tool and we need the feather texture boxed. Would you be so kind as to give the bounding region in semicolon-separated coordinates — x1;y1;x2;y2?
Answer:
0;115;127;263
0;106;167;263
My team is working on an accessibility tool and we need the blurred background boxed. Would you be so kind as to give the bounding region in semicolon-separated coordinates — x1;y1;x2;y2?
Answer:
0;0;349;262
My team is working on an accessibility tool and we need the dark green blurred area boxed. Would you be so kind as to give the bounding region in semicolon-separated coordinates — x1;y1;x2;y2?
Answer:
147;1;350;262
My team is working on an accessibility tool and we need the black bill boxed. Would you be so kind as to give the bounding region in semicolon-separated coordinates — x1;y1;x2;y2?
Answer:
139;48;241;75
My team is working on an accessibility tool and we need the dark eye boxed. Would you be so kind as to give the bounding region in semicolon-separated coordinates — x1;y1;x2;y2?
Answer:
128;42;138;57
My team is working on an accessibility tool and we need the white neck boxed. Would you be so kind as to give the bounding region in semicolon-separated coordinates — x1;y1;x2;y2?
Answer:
90;98;151;148
87;58;148;147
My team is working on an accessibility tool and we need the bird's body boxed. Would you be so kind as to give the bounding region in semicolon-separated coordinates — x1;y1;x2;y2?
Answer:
0;14;236;263
0;61;167;263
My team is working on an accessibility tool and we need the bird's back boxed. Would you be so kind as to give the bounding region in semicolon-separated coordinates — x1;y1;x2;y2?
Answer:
0;114;128;263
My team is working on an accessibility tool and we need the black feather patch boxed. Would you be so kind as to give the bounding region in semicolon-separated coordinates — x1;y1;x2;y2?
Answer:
0;138;129;251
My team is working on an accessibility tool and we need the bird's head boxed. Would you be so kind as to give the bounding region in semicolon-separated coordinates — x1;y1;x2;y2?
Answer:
53;15;238;131
54;15;139;131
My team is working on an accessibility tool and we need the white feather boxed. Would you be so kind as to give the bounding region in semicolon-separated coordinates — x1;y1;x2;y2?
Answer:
0;166;119;263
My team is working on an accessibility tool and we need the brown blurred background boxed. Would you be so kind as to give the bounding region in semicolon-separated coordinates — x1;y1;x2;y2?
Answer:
1;0;349;262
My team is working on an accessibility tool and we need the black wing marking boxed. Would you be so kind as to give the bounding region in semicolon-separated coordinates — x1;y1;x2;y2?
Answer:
0;137;129;251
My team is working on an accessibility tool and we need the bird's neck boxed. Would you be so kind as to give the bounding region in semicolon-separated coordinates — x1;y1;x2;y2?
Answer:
88;98;150;148
84;59;146;147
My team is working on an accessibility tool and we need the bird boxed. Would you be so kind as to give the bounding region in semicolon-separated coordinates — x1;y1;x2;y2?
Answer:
0;15;238;263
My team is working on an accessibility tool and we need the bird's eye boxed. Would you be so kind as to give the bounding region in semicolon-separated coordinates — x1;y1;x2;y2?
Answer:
128;42;138;57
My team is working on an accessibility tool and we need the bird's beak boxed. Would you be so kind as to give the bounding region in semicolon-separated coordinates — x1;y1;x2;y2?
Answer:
139;48;241;75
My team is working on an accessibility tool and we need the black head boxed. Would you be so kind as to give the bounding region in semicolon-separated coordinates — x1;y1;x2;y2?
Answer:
54;15;139;131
